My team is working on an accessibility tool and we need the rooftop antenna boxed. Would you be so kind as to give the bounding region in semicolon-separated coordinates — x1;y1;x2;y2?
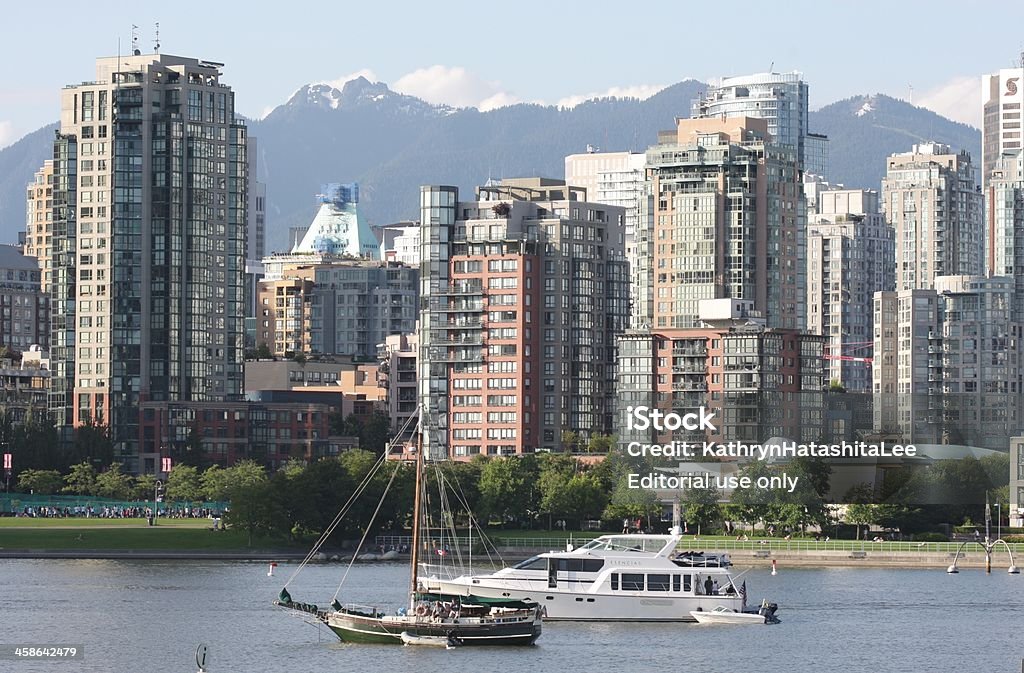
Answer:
769;61;774;73
908;83;913;105
154;22;160;53
131;24;140;56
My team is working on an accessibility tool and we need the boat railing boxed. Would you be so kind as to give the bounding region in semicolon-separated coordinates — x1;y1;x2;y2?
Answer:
678;539;1024;554
376;534;599;550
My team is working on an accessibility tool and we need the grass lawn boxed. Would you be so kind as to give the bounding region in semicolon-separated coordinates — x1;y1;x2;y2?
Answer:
0;517;211;529
0;519;299;551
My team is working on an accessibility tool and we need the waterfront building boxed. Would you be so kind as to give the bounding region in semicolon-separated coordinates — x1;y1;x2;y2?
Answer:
807;189;895;391
617;299;826;452
139;398;358;468
882;143;984;290
47;52;249;473
25;160;54;292
644;116;804;331
982;64;1024;189
565;150;649;326
256;258;417;360
418;178;629;459
0;245;49;353
692;71;829;177
378;332;418;442
376;221;420;267
986;150;1024;315
0;346;50;424
873;276;1021;448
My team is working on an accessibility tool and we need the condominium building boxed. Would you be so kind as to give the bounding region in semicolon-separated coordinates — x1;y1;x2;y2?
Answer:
986;150;1024;315
693;71;829;177
874;276;1021;448
618;299;826;451
882;142;984;290
565;150;649;326
418;178;629;459
807;189;895;391
377;221;420;267
25;160;54;292
256;258;417;359
0;245;49;353
645;116;804;331
47;52;249;473
378;332;418;441
981;65;1024;188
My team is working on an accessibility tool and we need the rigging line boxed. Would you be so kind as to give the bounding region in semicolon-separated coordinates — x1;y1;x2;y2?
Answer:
282;411;420;587
436;470;466;572
282;449;390;588
332;458;402;602
443;467;504;569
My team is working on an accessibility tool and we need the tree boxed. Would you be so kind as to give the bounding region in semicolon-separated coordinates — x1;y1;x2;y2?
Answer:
679;482;721;533
478;456;539;526
132;474;157;502
586;434;616;454
72;420;114;466
94;463;134;500
560;431;582;454
603;478;660;529
63;462;98;495
226;479;277;546
843;483;877;540
16;469;64;495
167;465;205;502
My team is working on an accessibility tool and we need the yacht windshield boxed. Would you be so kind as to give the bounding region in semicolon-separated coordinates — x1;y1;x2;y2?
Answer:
511;555;547;570
578;536;669;554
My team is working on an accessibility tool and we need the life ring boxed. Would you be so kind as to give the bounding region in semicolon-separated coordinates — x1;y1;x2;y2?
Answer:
415;604;428;617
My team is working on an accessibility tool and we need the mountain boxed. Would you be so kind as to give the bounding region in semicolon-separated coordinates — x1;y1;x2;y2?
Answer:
815;94;981;190
0;122;58;243
0;83;984;251
248;77;707;251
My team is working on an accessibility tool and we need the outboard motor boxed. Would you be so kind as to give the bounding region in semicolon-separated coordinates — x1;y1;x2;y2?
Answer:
758;602;780;624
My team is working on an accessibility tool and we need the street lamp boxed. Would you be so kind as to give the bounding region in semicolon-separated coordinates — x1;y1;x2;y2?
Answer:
153;479;163;526
996;503;1001;542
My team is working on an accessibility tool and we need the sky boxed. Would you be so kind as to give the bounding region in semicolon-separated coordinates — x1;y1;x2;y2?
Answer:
1;0;1023;149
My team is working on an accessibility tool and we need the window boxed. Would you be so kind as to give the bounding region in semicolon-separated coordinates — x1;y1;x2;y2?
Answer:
620;573;644;591
647;574;670;591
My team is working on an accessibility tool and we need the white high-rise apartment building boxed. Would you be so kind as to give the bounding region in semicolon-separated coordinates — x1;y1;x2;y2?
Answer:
807;189;894;392
565;151;647;325
693;71;829;178
882;143;984;291
48;52;248;472
982;65;1024;188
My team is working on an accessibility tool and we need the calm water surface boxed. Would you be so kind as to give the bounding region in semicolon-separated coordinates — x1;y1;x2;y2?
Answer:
1;559;1022;673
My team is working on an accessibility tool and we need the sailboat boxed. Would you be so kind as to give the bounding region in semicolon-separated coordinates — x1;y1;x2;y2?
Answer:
275;419;543;646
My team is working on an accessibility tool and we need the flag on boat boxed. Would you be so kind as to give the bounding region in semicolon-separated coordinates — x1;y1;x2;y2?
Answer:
739;581;747;610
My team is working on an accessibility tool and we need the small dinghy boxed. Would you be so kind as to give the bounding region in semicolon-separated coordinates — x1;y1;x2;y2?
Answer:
400;631;462;648
691;602;780;625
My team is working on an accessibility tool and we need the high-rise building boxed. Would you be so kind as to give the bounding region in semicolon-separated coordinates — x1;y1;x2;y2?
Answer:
882;143;984;291
255;258;417;360
1011;436;1024;527
377;220;421;267
418;178;629;459
0;245;49;354
565;150;649;326
644;116;804;330
48;52;248;472
693;71;828;178
807;189;895;391
617;300;826;451
986;150;1024;315
874;276;1020;448
981;65;1024;188
25;160;54;292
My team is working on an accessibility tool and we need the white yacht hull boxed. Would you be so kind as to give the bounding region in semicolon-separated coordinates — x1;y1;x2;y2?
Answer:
426;578;743;622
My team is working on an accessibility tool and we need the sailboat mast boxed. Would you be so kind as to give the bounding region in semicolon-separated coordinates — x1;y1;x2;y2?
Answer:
409;430;424;606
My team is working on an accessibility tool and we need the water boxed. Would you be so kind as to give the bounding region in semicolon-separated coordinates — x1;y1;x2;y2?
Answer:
2;559;1022;673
